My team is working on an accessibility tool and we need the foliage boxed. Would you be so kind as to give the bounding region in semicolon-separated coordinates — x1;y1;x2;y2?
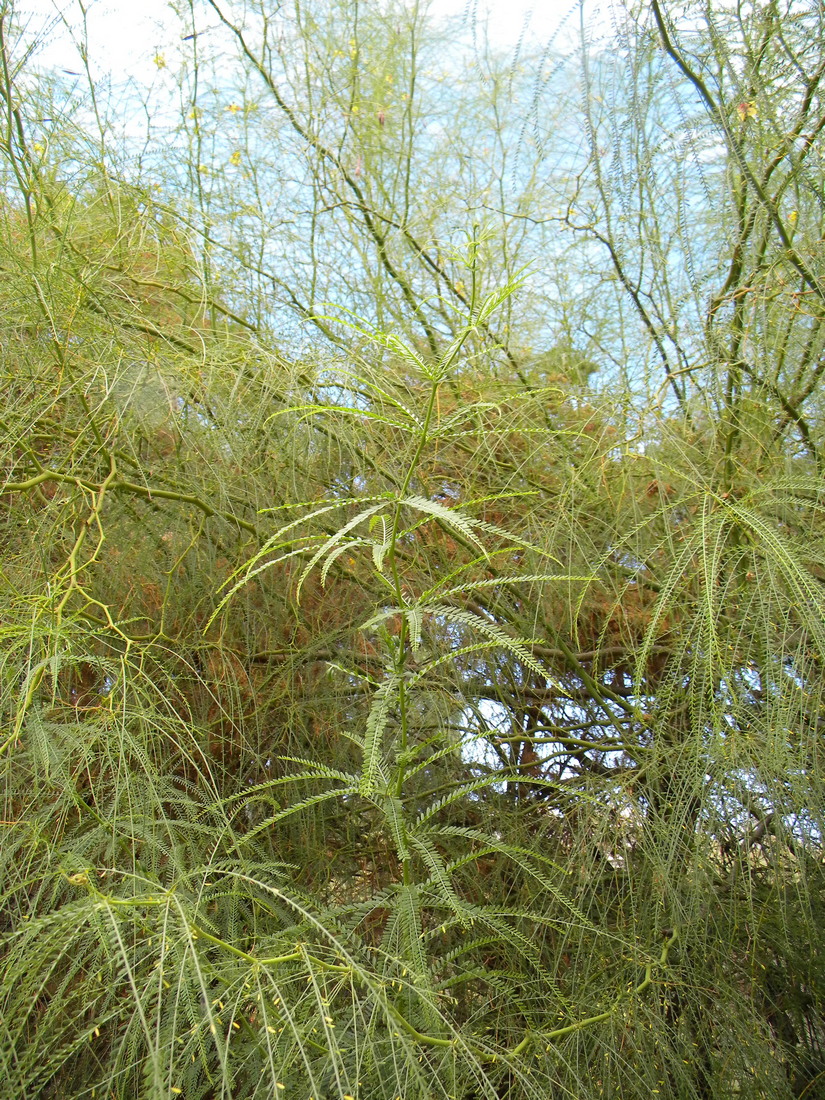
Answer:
1;1;824;1098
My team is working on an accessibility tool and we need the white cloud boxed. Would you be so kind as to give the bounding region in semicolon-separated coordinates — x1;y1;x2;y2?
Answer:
17;0;182;77
17;0;588;82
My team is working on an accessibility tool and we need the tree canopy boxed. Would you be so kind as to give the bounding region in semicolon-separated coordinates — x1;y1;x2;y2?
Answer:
1;1;824;1097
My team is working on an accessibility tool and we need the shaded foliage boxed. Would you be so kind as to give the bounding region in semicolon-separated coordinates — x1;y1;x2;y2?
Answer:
1;1;824;1098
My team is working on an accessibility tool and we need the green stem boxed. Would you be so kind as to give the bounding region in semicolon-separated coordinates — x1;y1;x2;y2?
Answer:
511;926;679;1058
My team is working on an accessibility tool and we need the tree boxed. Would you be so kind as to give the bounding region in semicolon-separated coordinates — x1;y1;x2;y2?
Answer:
1;2;824;1098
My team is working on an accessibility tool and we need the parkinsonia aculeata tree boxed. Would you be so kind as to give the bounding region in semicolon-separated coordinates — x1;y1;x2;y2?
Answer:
0;1;823;1097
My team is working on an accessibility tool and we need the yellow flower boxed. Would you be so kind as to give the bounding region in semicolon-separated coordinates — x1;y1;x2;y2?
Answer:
227;103;242;113
229;151;242;166
153;53;166;69
736;100;757;121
